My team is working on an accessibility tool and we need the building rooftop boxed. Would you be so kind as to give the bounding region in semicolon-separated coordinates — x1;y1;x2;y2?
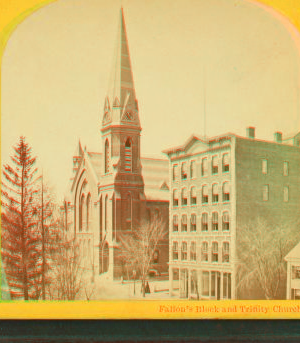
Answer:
285;241;300;262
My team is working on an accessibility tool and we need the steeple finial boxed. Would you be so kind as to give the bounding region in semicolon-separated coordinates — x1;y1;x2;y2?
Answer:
102;8;140;128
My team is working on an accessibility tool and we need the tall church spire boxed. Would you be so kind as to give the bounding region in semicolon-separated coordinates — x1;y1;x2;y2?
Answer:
102;8;140;128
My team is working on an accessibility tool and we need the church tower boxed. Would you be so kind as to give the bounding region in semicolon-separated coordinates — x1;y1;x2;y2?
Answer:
99;8;145;277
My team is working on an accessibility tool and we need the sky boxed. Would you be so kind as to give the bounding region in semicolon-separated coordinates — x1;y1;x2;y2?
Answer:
2;0;300;201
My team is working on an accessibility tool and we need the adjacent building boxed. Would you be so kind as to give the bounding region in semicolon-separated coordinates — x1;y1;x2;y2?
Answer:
285;241;300;300
63;9;169;280
164;129;300;299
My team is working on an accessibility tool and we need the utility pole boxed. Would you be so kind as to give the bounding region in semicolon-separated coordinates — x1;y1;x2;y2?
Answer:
41;173;46;300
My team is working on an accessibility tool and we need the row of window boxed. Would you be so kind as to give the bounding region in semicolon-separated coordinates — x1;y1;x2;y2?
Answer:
173;153;230;181
173;182;230;207
173;212;230;232
262;185;289;202
262;160;289;176
172;241;230;263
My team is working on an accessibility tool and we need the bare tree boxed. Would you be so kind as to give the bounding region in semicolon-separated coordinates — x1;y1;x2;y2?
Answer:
48;206;83;300
49;234;83;300
236;217;300;300
118;215;167;297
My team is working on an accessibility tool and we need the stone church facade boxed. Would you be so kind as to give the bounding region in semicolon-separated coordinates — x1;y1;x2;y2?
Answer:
64;9;169;280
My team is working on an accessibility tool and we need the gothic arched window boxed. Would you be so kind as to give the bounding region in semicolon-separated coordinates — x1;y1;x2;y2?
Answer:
126;193;132;230
105;139;110;174
79;194;85;232
86;193;91;232
105;195;108;232
99;196;103;241
125;138;132;172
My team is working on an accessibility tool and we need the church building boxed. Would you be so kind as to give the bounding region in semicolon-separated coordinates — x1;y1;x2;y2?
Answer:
64;9;169;280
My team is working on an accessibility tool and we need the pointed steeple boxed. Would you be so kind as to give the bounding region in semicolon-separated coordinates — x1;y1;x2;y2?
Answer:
72;140;84;175
103;8;140;128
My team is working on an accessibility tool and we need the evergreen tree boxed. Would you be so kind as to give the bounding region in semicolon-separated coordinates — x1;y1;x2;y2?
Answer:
1;137;40;300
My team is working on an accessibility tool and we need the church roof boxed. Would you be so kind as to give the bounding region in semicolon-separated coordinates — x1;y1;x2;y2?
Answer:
87;152;102;178
85;150;169;201
141;157;169;201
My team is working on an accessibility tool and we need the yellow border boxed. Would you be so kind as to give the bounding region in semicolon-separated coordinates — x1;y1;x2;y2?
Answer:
1;300;300;319
1;0;300;319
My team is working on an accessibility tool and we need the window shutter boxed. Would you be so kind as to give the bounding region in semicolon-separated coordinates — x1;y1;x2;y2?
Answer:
182;214;187;224
203;185;208;196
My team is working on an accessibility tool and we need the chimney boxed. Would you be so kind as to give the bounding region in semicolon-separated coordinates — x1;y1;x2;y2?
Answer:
246;127;255;139
274;131;282;143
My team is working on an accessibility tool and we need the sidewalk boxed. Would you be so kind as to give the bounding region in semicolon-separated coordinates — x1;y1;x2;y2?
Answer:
84;274;170;300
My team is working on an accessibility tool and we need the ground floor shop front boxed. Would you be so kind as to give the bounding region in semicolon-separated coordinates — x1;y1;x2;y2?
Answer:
169;265;234;300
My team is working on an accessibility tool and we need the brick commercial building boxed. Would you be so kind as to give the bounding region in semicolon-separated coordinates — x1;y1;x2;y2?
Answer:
64;9;169;280
164;129;300;299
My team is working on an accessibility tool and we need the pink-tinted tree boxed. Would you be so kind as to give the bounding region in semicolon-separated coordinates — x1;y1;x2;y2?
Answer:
1;137;40;300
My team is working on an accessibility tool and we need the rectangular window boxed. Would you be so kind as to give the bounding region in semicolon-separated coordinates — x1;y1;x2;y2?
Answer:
222;153;230;172
190;161;196;178
201;242;208;261
212;184;219;203
202;271;209;296
173;242;178;260
223;273;231;299
190;242;196;261
201;158;208;176
181;188;188;206
212;212;218;231
173;165;178;181
190;187;197;205
222;242;230;263
263;185;269;201
292;266;300;279
262;159;268;174
223;182;230;202
181;162;188;180
173;190;179;207
284;186;289;202
191;270;198;295
173;215;178;232
212;156;218;174
202;185;208;204
201;213;208;231
222;212;230;231
211;242;218;262
181;242;187;260
181;215;187;232
190;214;197;232
211;271;216;297
283;161;289;176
